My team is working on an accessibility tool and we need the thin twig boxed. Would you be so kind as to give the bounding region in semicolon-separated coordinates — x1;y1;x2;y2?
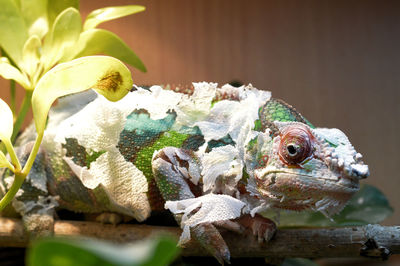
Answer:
0;217;398;259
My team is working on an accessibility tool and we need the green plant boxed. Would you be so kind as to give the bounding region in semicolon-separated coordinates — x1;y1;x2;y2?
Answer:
27;237;180;266
0;0;146;210
27;237;179;266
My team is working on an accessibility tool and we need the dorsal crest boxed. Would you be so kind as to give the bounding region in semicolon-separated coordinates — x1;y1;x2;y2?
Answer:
257;98;314;135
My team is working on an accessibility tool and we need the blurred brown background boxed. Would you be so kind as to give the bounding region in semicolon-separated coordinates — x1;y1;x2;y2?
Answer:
1;0;399;225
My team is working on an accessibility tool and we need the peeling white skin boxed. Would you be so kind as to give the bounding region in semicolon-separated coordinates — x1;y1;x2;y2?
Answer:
174;82;217;128
130;85;182;120
165;194;246;245
195;84;271;143
13;195;59;216
200;145;243;193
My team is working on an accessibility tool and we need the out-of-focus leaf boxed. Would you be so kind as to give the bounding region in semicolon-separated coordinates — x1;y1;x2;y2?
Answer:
32;55;133;134
0;98;14;142
41;7;81;70
63;29;146;72
27;237;179;266
0;0;29;65
47;0;79;28
269;185;393;228
0;57;30;89
21;35;41;80
332;184;393;225
19;0;49;38
83;5;145;31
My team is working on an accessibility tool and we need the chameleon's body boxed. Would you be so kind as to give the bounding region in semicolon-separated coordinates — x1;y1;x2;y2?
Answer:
1;83;368;263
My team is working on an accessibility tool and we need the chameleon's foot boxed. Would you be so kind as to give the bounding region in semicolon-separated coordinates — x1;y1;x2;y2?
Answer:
190;222;231;265
213;219;244;234
23;213;54;238
236;214;276;243
95;212;123;225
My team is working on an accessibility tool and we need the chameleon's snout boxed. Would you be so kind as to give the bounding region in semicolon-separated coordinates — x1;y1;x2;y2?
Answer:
350;164;369;179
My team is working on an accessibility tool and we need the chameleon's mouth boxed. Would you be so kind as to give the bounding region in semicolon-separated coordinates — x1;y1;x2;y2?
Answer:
253;170;360;213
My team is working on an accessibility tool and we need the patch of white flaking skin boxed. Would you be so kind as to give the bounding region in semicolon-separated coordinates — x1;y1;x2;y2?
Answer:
195;84;270;144
64;147;150;222
54;89;182;150
165;194;247;244
174;82;217;128
130;85;182;120
200;145;243;193
314;197;344;218
54;97;127;151
12;195;59;216
26;163;47;193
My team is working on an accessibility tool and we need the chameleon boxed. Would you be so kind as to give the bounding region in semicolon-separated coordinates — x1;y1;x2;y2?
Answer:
0;82;369;263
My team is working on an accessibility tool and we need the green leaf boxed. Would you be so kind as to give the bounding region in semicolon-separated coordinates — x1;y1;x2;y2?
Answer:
272;185;393;228
0;57;31;89
47;0;79;28
63;29;146;72
32;55;133;134
21;35;41;80
19;0;49;39
83;5;145;31
27;237;179;266
41;7;82;70
0;0;29;66
332;184;394;225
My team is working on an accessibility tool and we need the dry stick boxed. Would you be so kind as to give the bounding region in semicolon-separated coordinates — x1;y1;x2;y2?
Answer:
0;217;399;259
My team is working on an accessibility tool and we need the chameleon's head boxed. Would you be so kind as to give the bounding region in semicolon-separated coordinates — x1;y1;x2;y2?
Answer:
252;102;369;216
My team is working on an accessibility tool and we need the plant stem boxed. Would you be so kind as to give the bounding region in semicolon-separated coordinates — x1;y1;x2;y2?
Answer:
11;90;33;144
0;172;26;211
0;132;42;211
10;80;16;116
3;139;21;172
22;132;43;175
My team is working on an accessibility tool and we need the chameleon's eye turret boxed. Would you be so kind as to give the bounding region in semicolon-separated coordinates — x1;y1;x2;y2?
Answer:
279;124;314;165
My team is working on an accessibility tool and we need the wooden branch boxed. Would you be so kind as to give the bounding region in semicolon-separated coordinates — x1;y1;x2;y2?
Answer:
0;217;399;259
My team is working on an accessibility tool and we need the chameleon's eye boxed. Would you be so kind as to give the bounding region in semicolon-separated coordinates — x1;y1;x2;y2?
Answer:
286;144;299;156
279;124;313;165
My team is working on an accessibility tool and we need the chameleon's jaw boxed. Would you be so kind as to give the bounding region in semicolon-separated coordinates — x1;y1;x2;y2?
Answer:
253;168;361;214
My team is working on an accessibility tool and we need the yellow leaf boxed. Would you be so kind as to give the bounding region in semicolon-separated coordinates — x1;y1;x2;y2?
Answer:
32;56;133;134
0;58;31;89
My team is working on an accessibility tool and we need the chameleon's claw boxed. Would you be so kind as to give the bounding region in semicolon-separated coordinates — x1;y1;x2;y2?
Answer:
213;220;244;234
236;214;276;243
190;222;231;265
94;212;123;225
